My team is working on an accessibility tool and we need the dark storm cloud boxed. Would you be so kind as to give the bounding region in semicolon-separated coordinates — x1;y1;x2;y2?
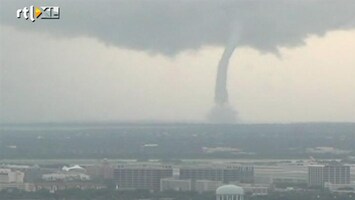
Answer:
1;0;355;55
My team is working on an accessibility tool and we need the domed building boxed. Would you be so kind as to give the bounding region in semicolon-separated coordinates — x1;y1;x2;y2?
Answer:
216;185;244;200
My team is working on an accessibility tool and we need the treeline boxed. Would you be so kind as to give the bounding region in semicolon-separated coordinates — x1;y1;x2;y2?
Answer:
1;123;355;159
1;189;355;200
0;189;215;200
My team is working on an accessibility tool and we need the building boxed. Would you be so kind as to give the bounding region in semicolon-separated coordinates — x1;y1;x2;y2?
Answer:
308;164;351;187
161;177;265;196
195;180;223;193
272;177;307;185
216;185;244;200
237;184;269;196
160;177;223;193
160;178;192;192
308;165;324;187
254;164;308;185
180;167;223;181
0;169;24;183
324;182;355;193
85;159;114;180
41;165;91;182
42;172;90;181
180;165;254;183
0;168;32;191
0;182;35;192
34;182;106;193
114;164;173;192
323;164;350;184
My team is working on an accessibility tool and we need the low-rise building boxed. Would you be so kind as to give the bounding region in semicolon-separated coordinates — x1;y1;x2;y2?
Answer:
0;168;24;183
195;180;223;193
237;184;269;196
34;182;106;193
42;172;90;181
114;164;173;192
160;177;192;192
0;168;33;191
160;177;223;193
179;164;254;184
324;182;355;193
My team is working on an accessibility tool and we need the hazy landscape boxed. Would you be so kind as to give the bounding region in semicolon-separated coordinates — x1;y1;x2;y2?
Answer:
1;123;355;160
1;0;355;199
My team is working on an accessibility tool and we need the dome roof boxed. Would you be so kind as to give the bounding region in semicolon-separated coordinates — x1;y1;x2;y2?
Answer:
216;185;244;195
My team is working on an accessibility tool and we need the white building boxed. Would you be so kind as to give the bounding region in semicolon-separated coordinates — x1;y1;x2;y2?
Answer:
42;172;90;181
0;168;32;192
42;165;90;181
216;185;244;200
0;169;24;183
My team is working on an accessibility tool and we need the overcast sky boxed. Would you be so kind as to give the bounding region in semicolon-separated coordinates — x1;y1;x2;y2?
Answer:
1;0;355;123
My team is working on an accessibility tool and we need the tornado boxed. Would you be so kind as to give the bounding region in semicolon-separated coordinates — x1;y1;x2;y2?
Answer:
208;25;240;123
215;43;237;105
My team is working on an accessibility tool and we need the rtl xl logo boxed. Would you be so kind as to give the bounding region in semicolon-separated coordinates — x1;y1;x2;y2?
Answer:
17;6;60;22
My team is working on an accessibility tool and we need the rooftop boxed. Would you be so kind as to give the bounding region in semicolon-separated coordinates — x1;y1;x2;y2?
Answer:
216;185;244;195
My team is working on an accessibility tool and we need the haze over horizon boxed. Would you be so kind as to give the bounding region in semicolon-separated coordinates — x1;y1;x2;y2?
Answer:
1;0;355;124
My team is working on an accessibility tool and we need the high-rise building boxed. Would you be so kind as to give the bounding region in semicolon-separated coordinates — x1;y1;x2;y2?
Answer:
179;165;254;183
113;164;173;191
308;163;351;187
308;165;324;187
323;164;350;184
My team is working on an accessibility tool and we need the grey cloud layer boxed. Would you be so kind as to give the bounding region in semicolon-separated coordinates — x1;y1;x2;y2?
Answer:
1;0;355;55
